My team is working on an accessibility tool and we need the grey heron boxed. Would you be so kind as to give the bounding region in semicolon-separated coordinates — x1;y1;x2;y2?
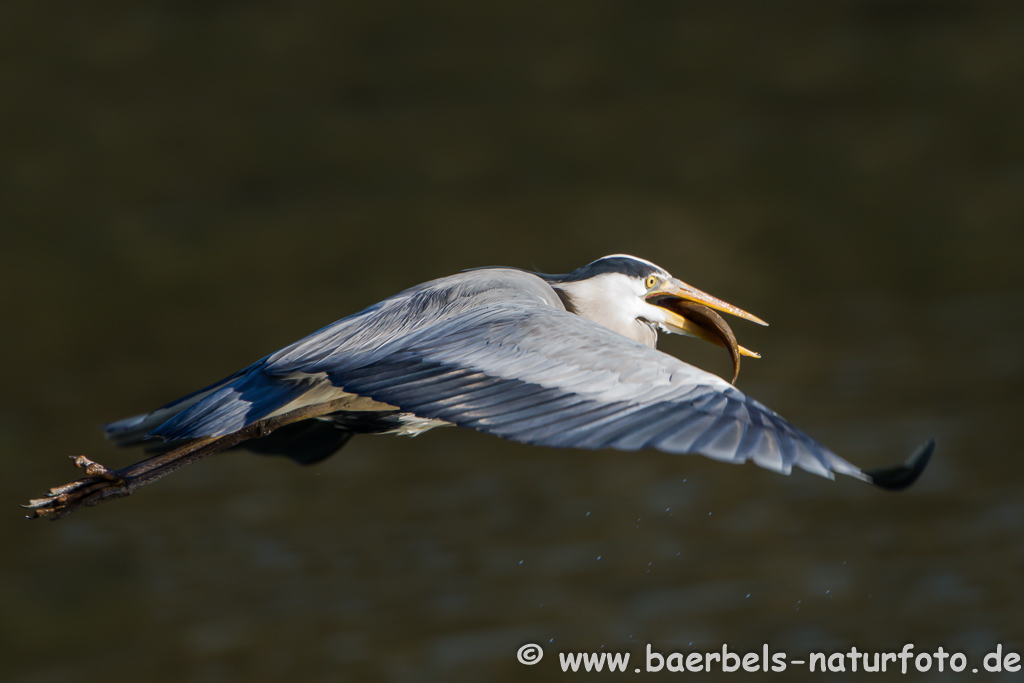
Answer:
26;255;932;519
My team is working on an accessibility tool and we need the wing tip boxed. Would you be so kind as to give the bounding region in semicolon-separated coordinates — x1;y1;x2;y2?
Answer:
864;438;935;491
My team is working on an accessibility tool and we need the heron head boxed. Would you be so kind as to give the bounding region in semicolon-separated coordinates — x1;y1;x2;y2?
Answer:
546;255;767;382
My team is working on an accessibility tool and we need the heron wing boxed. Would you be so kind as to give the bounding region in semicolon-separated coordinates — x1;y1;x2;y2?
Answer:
113;267;867;483
273;296;868;483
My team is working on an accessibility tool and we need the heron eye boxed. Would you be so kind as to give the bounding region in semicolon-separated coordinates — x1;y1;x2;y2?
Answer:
645;275;658;289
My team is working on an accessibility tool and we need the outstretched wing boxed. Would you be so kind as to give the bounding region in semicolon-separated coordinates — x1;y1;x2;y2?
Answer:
28;269;924;521
107;268;872;483
266;293;870;483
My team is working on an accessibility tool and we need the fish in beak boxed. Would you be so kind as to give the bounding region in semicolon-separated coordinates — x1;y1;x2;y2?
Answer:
646;279;767;384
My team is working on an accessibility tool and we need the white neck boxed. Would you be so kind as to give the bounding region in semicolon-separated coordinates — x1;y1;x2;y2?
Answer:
552;274;658;347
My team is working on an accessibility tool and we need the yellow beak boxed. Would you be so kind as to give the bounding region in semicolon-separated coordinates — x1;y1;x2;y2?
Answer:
646;278;767;383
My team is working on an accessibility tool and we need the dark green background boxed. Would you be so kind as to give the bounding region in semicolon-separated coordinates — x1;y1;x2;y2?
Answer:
4;2;1023;681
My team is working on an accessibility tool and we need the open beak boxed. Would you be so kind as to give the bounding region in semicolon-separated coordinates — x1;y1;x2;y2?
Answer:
646;278;767;383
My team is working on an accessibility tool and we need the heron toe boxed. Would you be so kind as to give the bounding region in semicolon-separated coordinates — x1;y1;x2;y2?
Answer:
72;455;123;482
24;461;132;519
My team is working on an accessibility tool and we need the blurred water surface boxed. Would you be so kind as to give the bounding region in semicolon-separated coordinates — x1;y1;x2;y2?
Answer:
3;3;1023;681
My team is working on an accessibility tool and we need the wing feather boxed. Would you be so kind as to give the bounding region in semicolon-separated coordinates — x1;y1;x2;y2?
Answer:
280;293;870;483
114;268;870;484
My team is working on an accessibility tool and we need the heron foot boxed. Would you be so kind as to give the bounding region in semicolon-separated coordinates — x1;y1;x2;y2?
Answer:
70;454;122;481
23;457;131;520
25;410;353;519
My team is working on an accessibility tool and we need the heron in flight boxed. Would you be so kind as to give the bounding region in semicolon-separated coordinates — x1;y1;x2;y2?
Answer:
26;255;932;519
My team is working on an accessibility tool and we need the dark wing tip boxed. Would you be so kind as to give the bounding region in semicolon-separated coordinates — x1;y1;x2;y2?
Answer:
864;439;935;491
